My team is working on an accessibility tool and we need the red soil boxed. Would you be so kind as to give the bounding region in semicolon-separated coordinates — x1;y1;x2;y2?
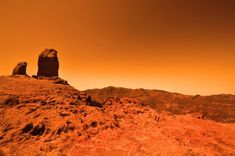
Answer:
0;76;234;156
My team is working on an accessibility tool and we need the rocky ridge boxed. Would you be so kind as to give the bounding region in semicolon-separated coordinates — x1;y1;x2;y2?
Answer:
0;49;234;156
0;76;234;156
85;86;235;123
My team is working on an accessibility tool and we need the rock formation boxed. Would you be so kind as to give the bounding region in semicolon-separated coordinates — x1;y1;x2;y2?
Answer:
12;62;27;75
0;76;235;155
37;49;59;77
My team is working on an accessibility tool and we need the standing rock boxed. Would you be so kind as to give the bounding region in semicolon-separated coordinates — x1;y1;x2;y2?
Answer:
12;62;27;75
37;49;59;77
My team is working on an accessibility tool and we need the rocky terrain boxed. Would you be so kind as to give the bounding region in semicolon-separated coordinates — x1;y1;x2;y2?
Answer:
0;49;235;156
85;87;235;123
0;76;234;156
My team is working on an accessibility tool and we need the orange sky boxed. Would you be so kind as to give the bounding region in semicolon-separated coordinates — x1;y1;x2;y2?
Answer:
0;0;235;95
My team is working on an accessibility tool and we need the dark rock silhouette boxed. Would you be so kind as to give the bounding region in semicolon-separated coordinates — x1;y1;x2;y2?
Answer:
37;49;59;77
12;62;27;75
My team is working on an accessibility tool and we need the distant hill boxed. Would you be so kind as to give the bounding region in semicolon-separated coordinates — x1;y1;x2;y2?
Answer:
85;86;235;123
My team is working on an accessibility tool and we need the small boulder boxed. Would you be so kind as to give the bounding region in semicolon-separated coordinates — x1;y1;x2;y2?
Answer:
79;93;102;107
54;78;68;85
0;95;19;106
12;62;27;75
37;49;59;77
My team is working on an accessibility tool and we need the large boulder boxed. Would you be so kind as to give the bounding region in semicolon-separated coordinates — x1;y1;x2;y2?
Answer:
12;62;27;75
37;49;59;77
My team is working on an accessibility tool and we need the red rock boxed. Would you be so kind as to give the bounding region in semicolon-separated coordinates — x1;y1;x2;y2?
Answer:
12;62;27;75
37;49;59;77
0;76;234;156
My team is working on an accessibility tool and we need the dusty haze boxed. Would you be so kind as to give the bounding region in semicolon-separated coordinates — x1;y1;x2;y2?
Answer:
0;0;235;95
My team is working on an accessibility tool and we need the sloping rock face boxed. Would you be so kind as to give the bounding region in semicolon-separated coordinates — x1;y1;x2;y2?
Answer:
37;49;59;77
12;62;27;75
0;76;234;156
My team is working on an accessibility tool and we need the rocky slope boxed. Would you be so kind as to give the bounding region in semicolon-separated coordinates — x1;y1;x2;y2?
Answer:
0;76;235;156
85;86;235;123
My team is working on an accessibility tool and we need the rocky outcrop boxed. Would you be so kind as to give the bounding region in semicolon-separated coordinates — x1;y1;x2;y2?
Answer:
0;76;235;156
12;62;27;75
37;49;59;77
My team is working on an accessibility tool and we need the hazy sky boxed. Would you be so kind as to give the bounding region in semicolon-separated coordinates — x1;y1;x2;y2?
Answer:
0;0;235;95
